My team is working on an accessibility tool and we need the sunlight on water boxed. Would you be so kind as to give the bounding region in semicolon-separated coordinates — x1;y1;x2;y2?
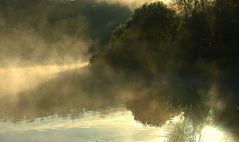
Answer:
0;108;167;142
201;126;225;142
0;109;189;142
0;62;88;95
199;125;235;142
0;108;138;133
0;107;236;142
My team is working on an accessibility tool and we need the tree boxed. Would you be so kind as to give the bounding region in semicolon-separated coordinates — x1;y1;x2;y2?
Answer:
172;0;213;15
92;2;180;77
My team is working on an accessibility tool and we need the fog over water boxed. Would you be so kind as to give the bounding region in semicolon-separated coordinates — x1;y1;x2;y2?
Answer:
0;0;239;142
0;62;88;95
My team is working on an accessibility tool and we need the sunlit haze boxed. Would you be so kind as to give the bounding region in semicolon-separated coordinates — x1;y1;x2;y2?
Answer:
0;62;88;96
96;0;170;9
0;0;238;141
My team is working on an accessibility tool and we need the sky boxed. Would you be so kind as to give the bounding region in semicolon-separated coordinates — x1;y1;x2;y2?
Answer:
0;0;171;67
0;0;132;66
96;0;171;9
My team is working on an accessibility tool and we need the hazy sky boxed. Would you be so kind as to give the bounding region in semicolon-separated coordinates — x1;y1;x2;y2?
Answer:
96;0;170;9
0;0;132;66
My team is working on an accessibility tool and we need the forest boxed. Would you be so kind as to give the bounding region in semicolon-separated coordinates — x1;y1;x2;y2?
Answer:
91;0;239;129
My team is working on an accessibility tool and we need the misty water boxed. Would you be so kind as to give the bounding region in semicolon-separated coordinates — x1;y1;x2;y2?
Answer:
0;64;237;142
1;0;239;141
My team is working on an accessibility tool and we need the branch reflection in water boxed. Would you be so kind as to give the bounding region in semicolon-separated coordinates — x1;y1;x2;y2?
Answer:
0;63;237;142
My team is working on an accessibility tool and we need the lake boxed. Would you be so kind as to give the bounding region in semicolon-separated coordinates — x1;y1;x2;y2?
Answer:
0;63;237;142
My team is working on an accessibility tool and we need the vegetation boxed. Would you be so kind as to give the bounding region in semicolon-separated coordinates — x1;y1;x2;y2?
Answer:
91;0;239;127
1;0;239;131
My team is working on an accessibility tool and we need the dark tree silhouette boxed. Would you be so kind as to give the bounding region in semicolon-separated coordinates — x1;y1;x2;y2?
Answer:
91;0;239;129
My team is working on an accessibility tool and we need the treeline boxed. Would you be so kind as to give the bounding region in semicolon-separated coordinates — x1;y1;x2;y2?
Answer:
92;0;239;75
91;0;239;127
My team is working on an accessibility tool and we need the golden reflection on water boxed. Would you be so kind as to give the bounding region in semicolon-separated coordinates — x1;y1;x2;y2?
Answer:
0;108;236;142
0;108;167;142
0;108;137;133
199;125;236;142
0;108;190;142
0;62;88;95
0;62;237;142
200;126;225;142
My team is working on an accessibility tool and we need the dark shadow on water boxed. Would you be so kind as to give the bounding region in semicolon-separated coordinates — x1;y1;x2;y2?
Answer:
0;66;239;141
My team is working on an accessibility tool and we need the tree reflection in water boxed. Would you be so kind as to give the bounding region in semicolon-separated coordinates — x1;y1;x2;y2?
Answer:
0;67;238;142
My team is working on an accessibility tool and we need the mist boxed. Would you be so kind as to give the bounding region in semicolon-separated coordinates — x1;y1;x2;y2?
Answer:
96;0;170;9
0;0;239;141
0;0;132;65
0;0;131;96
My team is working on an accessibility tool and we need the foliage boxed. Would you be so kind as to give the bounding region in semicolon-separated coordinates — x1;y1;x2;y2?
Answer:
91;0;239;127
92;2;180;76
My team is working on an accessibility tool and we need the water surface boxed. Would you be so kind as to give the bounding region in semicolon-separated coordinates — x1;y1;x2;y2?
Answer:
0;63;237;142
